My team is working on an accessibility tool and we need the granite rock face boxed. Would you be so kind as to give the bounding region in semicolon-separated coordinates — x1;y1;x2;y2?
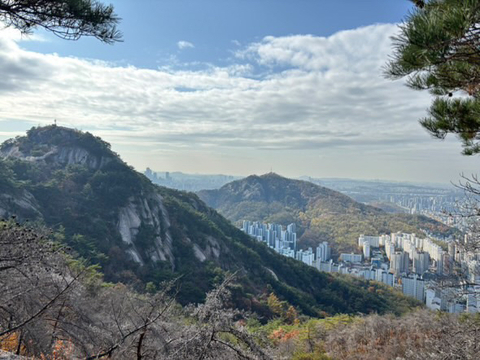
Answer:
0;126;230;269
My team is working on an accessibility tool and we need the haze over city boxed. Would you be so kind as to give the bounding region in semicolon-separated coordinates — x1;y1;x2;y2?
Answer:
0;0;478;183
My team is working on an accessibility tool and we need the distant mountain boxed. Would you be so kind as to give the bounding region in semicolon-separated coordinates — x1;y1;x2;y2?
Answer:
199;172;381;221
198;173;456;252
0;126;419;317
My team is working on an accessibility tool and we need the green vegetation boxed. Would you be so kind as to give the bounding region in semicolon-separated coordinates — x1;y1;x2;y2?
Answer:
0;127;422;318
155;187;422;315
386;0;480;155
303;212;454;253
198;173;455;254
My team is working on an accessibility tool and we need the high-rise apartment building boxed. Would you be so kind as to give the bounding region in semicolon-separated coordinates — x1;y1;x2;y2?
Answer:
362;240;371;260
402;274;425;302
340;253;363;263
316;242;331;262
412;251;430;275
390;251;409;276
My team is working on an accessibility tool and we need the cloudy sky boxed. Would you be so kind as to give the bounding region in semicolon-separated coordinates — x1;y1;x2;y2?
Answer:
0;0;478;184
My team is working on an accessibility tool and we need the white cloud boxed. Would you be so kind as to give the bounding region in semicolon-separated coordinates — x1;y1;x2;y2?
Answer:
237;24;395;72
0;26;48;43
0;24;475;182
177;40;194;50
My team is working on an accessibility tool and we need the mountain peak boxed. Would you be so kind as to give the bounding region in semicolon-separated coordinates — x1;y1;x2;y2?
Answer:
0;125;118;170
259;172;285;179
198;173;383;225
244;172;285;180
0;127;422;317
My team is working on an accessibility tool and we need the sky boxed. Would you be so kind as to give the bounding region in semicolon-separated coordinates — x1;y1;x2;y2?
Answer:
0;0;478;184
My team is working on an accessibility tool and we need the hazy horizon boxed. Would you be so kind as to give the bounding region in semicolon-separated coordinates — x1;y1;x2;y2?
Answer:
143;168;457;188
1;0;479;184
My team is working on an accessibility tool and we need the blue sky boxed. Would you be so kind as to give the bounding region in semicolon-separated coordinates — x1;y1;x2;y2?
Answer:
22;1;413;68
0;0;478;183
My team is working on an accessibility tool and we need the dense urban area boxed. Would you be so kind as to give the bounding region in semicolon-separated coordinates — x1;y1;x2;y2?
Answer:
241;220;478;313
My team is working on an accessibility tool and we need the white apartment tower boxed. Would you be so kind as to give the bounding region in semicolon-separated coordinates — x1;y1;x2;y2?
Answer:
316;242;331;262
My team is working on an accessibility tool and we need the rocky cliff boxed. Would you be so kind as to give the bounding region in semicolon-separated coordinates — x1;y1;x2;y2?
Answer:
0;126;421;316
0;126;230;270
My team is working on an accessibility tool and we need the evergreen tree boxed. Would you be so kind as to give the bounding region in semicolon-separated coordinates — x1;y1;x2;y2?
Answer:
386;0;480;155
0;0;121;43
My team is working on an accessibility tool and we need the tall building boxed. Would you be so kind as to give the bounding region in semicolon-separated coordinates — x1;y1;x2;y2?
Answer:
296;248;314;266
448;241;456;259
384;238;394;260
145;167;153;178
426;288;442;311
362;240;371;260
287;223;296;234
340;253;362;263
436;257;444;275
442;252;451;275
242;220;250;233
449;302;466;313
279;248;295;258
318;259;334;273
402;274;425;302
382;271;395;287
316;242;331;262
467;260;480;284
358;235;380;248
379;234;390;247
412;251;430;275
390;251;409;276
423;238;444;262
240;221;297;255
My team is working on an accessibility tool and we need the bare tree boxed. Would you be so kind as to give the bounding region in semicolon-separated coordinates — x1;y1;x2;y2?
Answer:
0;222;274;359
168;273;273;360
425;175;480;308
0;219;81;356
275;309;480;360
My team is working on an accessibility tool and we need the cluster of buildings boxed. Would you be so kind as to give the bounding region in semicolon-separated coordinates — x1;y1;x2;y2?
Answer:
241;221;480;314
241;221;298;258
241;220;332;266
385;193;459;215
360;233;440;277
383;193;467;229
341;233;480;313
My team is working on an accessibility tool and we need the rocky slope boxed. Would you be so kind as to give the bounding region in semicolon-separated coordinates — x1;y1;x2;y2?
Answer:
0;126;420;316
0;126;227;271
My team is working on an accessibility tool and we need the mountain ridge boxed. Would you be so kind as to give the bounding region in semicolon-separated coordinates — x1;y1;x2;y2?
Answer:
197;171;383;231
197;173;455;252
0;125;420;316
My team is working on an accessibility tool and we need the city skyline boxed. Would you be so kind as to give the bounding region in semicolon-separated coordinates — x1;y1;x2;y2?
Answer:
242;221;478;313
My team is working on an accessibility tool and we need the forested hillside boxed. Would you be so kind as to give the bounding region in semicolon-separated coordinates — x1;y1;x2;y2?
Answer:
0;126;418;317
198;173;455;253
2;220;473;360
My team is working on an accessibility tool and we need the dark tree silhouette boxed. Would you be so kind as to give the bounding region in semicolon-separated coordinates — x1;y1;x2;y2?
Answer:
0;0;121;43
386;0;480;155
